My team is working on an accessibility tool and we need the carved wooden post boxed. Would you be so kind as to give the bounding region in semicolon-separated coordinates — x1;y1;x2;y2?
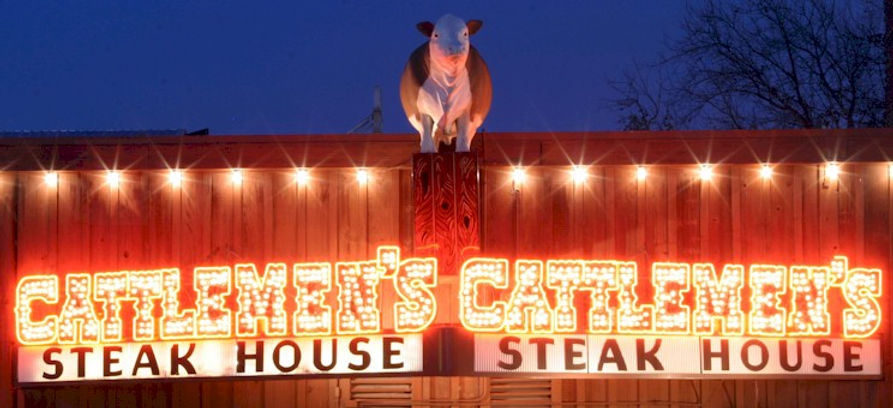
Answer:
412;152;480;275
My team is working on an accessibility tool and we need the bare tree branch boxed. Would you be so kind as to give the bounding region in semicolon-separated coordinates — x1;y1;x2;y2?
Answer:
608;0;884;130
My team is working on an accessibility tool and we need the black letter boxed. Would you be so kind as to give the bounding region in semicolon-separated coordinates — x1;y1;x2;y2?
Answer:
171;343;196;375
812;340;833;372
132;345;160;376
740;340;769;371
564;338;585;370
348;338;371;370
383;337;404;369
779;340;802;372
530;338;554;370
273;340;301;372
597;339;627;371
103;346;122;377
42;348;63;380
636;338;663;371
313;339;337;371
71;347;92;378
843;341;863;372
702;339;729;371
498;336;522;370
237;341;264;373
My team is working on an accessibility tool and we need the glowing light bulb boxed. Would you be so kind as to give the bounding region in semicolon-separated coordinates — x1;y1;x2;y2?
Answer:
295;168;309;185
44;171;58;187
759;164;772;180
106;171;120;187
356;169;369;184
231;169;243;185
698;164;712;181
636;166;647;181
512;167;525;186
826;162;840;181
571;166;587;183
168;169;183;187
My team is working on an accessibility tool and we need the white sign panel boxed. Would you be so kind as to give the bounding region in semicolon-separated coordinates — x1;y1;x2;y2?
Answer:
19;334;423;383
474;334;880;377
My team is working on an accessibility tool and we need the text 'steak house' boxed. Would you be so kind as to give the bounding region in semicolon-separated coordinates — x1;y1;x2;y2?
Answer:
1;129;892;407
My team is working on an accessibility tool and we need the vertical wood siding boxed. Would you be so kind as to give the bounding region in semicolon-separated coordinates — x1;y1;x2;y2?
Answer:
0;160;890;407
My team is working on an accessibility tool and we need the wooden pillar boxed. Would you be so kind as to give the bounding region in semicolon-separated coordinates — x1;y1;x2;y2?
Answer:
412;152;480;275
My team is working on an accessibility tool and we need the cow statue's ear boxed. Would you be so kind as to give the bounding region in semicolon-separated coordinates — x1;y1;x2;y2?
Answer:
466;20;483;35
417;21;434;37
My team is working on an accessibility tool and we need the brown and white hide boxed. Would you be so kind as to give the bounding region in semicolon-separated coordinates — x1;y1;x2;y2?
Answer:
400;14;492;152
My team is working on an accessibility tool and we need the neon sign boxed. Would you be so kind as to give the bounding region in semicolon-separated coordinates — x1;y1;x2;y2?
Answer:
16;246;440;345
16;251;882;345
459;255;881;338
13;248;883;382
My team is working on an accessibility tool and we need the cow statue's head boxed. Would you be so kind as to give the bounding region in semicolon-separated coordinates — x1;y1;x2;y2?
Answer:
417;14;482;72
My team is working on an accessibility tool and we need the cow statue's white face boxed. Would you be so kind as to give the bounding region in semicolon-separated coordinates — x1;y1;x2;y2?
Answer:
427;14;471;71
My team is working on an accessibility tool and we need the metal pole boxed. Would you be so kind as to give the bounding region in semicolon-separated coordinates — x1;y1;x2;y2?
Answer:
372;85;383;133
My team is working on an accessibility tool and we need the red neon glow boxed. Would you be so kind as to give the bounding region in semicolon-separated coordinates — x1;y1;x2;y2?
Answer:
748;265;786;336
93;272;128;342
616;261;652;333
692;264;744;335
129;270;164;341
393;257;438;332
236;263;288;336
293;263;332;335
194;267;232;338
504;260;553;333
58;274;101;344
16;275;58;345
377;246;400;279
335;261;381;334
787;266;831;335
12;250;884;346
652;263;691;334
581;261;620;333
160;268;196;340
843;266;882;337
459;258;509;331
546;261;583;332
457;255;882;338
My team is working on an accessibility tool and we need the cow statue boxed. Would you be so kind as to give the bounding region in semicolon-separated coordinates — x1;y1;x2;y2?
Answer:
400;14;492;153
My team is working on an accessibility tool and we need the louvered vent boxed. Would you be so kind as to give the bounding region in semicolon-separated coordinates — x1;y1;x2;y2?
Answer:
489;378;553;407
349;377;413;407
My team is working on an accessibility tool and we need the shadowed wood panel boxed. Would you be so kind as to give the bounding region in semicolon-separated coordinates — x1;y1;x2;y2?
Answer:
432;153;456;275
4;129;893;171
265;172;299;408
0;173;16;408
18;172;59;408
412;155;436;257
414;152;481;277
456;153;481;261
3;160;891;407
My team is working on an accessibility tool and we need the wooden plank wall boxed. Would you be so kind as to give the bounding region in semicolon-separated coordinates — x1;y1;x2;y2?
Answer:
0;168;412;408
480;163;892;408
0;159;891;407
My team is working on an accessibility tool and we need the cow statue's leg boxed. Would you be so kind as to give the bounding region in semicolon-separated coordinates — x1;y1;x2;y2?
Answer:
420;115;437;153
455;112;472;152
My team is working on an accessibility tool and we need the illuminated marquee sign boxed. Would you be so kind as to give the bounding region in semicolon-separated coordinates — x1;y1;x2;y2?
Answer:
460;256;882;377
16;247;434;383
15;247;883;382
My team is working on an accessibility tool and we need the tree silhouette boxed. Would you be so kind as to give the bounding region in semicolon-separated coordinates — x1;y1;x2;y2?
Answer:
610;0;884;130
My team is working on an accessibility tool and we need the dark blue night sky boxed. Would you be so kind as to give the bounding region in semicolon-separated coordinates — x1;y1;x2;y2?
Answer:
0;1;684;135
